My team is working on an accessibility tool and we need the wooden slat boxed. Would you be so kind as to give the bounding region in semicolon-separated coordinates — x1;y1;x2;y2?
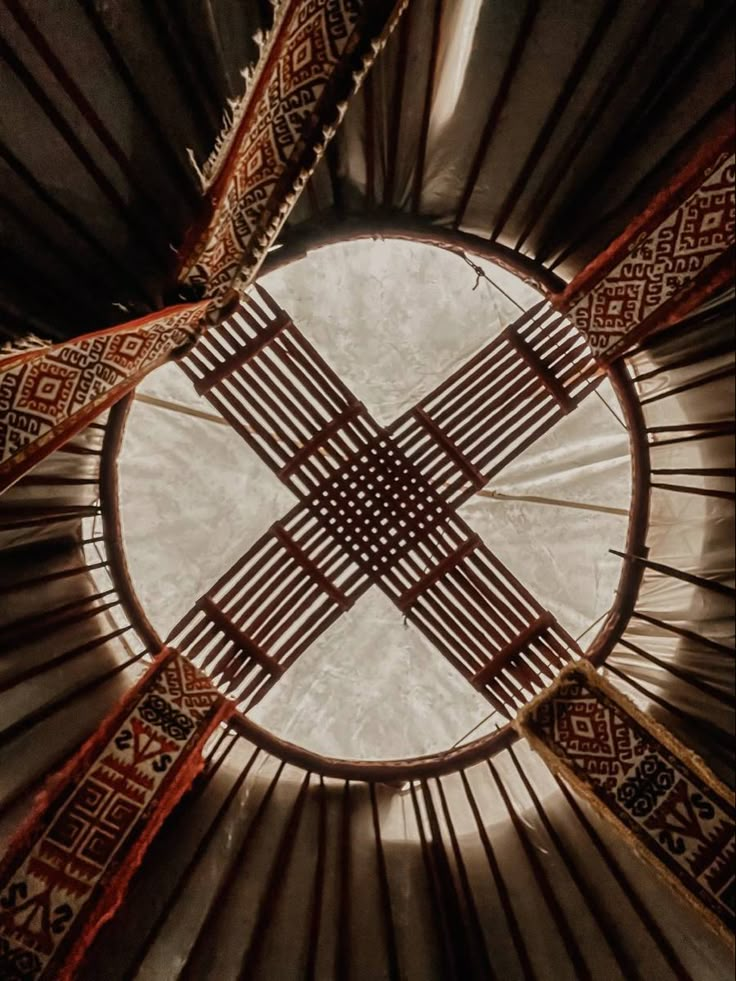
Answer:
508;746;638;980
173;290;597;714
472;612;556;689
507;331;576;412
412;0;443;214
397;536;480;612
385;521;578;717
192;309;289;394
488;760;592;980
280;403;365;479
455;0;540;229
168;511;371;709
415;408;484;488
236;772;312;978
198;596;284;676
391;304;599;503
182;289;377;494
178;762;287;981
460;769;537;981
273;522;352;609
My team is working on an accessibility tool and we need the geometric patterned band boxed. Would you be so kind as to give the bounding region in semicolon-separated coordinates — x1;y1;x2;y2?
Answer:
0;0;408;496
516;661;735;948
555;122;735;361
0;650;231;981
0;302;211;494
179;0;408;306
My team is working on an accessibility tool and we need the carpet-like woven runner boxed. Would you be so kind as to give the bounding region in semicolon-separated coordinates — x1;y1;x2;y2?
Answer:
0;302;210;494
180;0;408;300
516;661;735;947
0;649;230;981
556;121;735;361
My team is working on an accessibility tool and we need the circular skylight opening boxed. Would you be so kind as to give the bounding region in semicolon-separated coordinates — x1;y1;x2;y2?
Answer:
114;237;632;760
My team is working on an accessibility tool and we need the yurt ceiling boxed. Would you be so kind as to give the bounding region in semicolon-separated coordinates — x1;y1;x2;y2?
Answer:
0;2;733;980
0;0;734;340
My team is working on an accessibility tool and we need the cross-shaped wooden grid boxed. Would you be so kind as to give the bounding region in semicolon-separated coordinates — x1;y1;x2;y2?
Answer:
169;284;604;720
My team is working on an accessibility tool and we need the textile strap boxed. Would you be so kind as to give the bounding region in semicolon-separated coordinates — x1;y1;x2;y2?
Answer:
554;121;735;362
0;0;407;495
0;302;210;494
0;649;231;981
179;0;408;301
516;661;735;947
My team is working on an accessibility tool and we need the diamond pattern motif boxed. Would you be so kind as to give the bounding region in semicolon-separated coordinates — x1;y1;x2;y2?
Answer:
518;663;735;943
0;303;210;492
563;145;735;358
0;651;227;981
181;0;404;300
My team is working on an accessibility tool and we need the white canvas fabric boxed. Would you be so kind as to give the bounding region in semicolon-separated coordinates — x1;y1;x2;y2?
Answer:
117;240;631;759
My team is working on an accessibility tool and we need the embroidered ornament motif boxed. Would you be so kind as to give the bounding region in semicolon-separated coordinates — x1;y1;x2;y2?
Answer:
0;650;230;981
0;0;407;496
179;0;407;302
557;126;735;361
0;302;210;494
516;661;735;946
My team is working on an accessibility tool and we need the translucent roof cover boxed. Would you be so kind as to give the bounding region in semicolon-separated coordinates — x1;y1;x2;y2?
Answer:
119;239;631;759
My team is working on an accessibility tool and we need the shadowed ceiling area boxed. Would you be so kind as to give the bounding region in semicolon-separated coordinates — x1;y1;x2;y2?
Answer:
0;2;733;979
0;0;734;338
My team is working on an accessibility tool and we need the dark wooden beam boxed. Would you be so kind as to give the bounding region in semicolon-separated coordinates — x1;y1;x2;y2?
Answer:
411;0;443;214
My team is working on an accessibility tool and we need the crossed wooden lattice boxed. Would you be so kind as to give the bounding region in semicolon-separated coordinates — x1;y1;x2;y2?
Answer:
170;285;604;720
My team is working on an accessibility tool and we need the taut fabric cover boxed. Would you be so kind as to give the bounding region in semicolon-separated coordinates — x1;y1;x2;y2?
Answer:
0;649;230;981
516;660;735;947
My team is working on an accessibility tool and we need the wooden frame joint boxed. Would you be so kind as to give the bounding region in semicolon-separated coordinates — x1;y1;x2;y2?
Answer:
199;596;284;675
507;330;576;413
472;611;556;689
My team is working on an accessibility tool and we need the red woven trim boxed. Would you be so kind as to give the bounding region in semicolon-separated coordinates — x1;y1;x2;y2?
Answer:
0;649;235;980
0;301;209;371
557;118;735;310
59;697;233;981
0;362;162;495
177;0;407;283
206;8;295;204
600;244;736;362
516;661;735;946
0;649;172;885
0;300;210;494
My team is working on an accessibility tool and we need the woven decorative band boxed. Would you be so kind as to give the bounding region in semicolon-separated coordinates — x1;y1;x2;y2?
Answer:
0;302;210;494
0;649;231;981
516;661;735;947
178;0;408;303
556;122;735;361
